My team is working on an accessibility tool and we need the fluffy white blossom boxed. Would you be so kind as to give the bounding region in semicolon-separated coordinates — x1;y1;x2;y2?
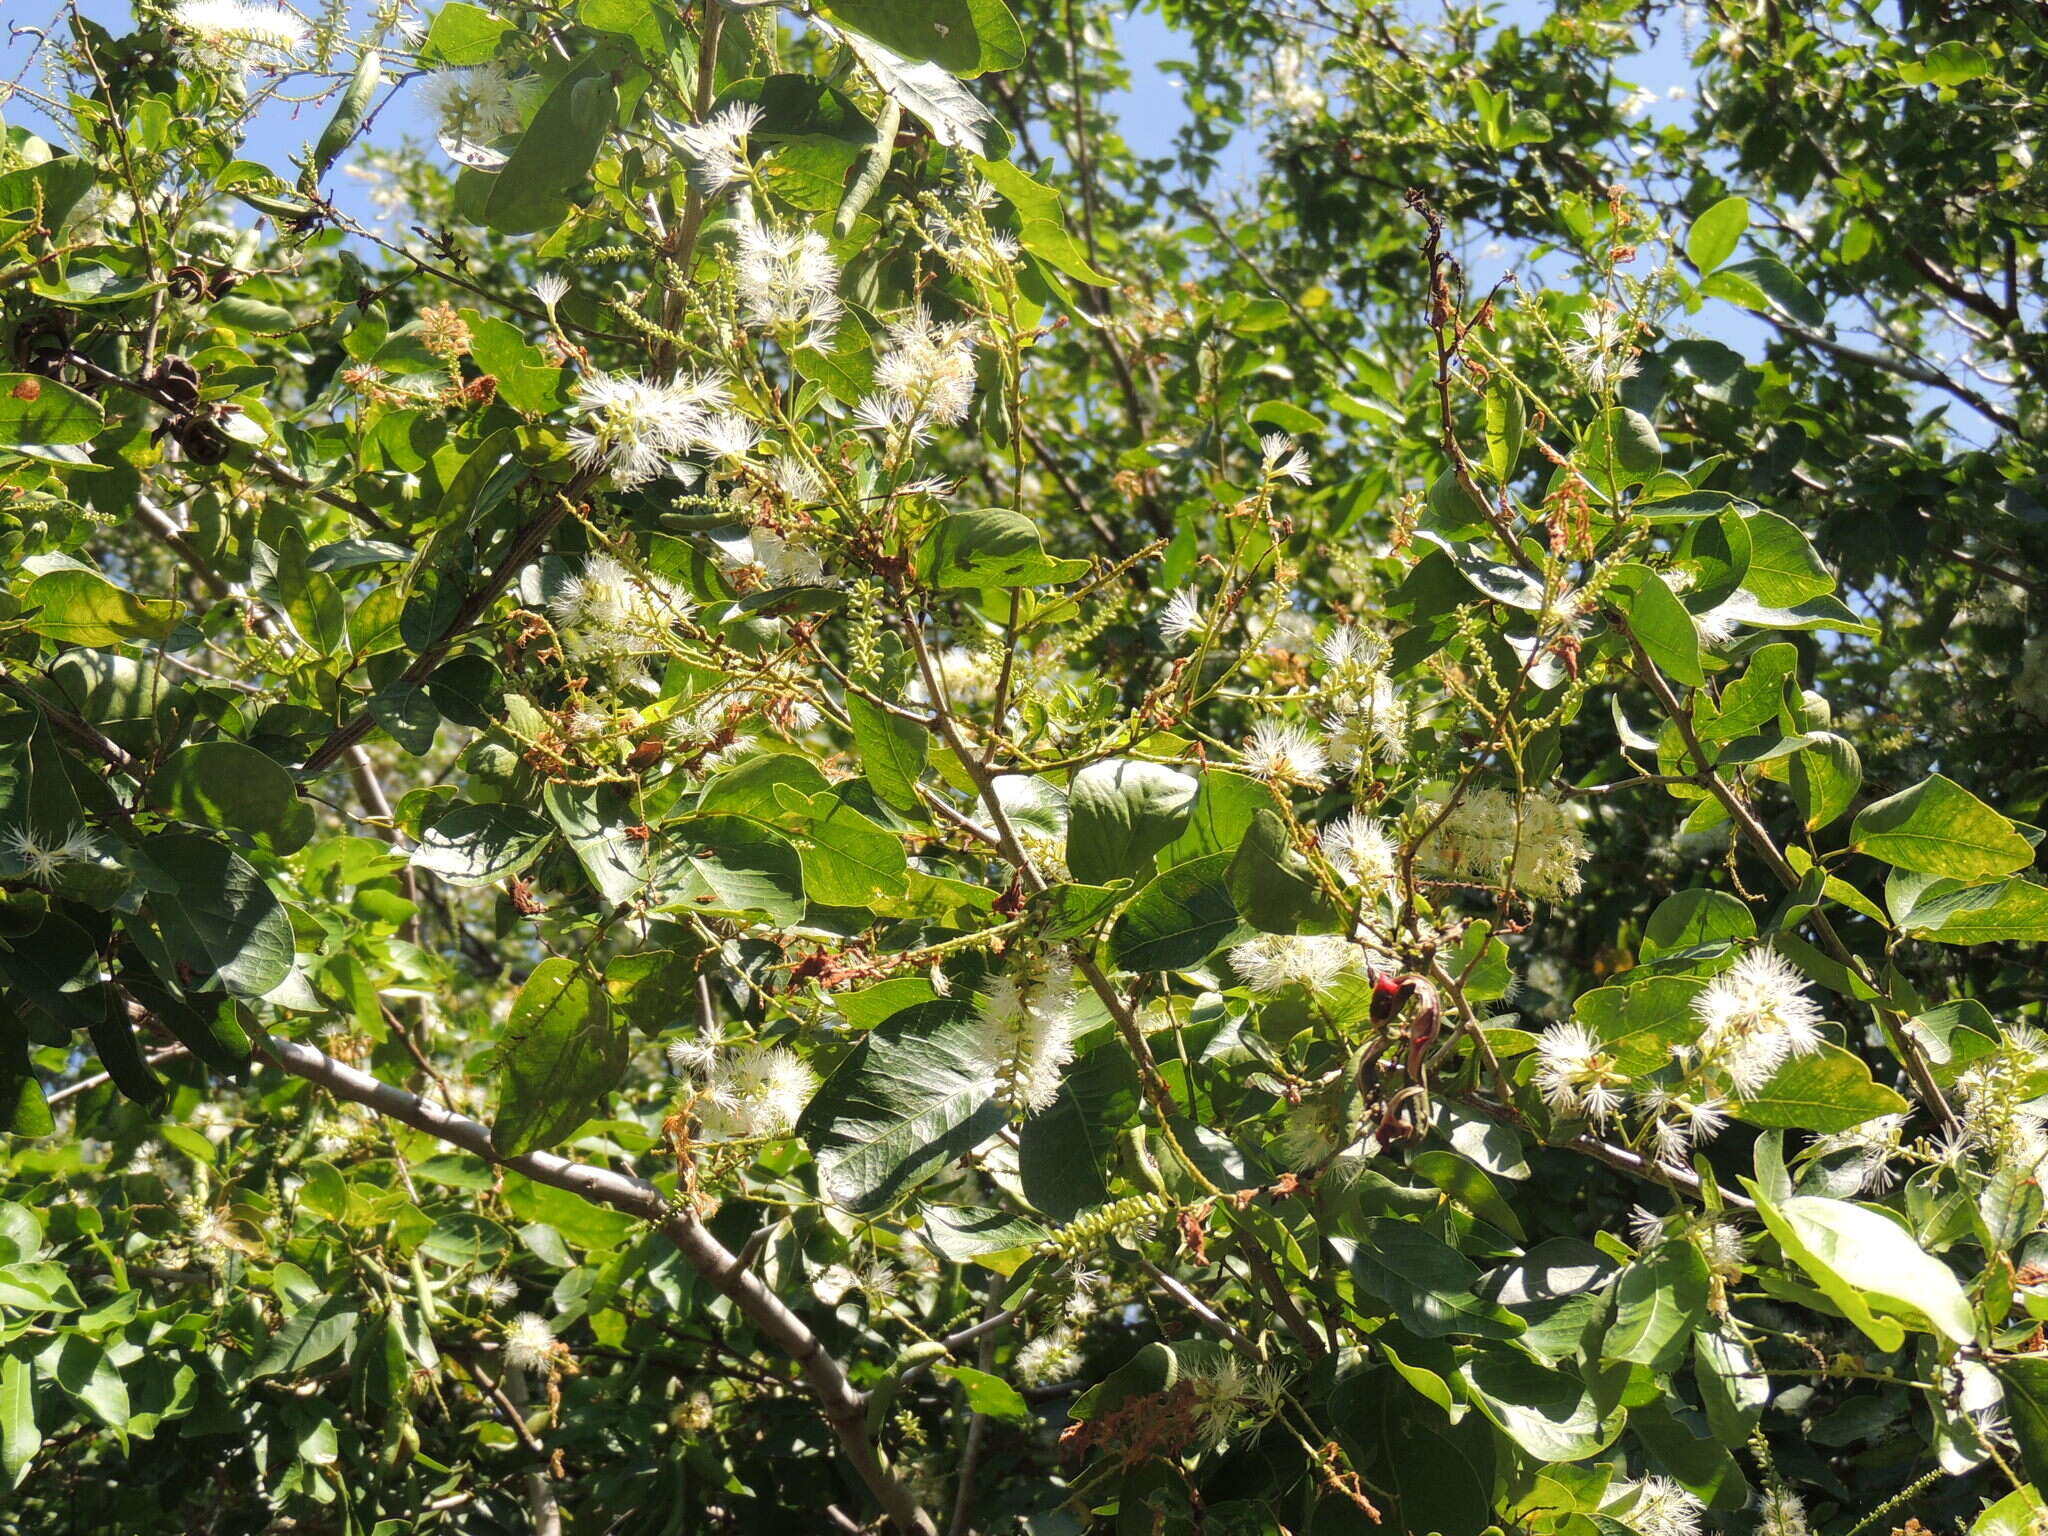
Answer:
969;950;1079;1116
1320;627;1411;768
1014;1328;1083;1387
1953;1026;2048;1177
1415;788;1588;899
1616;1476;1705;1536
1690;947;1826;1096
1532;1021;1629;1123
1259;432;1313;486
1808;1111;1908;1192
675;101;762;194
1637;1082;1731;1165
1184;1356;1252;1448
171;0;308;70
422;64;526;164
529;272;570;312
567;371;730;488
467;1274;519;1308
547;553;690;659
737;218;843;346
859;306;981;440
501;1311;559;1372
1757;1486;1808;1536
1158;588;1205;646
2;824;96;886
1240;720;1327;786
1318;813;1397;891
697;1042;817;1141
1563;305;1640;392
1228;933;1360;995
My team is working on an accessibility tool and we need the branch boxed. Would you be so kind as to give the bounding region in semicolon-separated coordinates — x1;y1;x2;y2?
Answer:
255;1034;936;1535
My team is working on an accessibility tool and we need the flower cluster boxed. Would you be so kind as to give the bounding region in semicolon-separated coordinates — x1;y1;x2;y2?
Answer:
1687;947;1826;1095
1952;1025;2048;1177
422;64;527;164
1227;933;1361;995
1415;787;1588;900
171;0;308;71
856;307;981;446
547;553;691;666
2;823;96;886
567;371;744;488
736;217;843;347
1318;627;1410;769
1318;812;1397;893
671;1036;817;1142
969;948;1080;1116
1240;720;1328;787
1563;304;1640;391
675;102;762;195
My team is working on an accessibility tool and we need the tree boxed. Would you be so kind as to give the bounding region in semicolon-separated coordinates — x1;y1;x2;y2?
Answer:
0;0;2044;1531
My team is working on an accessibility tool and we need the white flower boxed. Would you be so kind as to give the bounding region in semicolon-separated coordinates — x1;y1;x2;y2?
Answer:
1808;1112;1908;1192
501;1312;558;1372
548;553;690;658
1228;933;1360;995
530;273;570;312
1618;1476;1704;1536
422;64;526;164
1158;588;1205;646
666;1024;723;1076
1259;432;1313;486
1240;720;1327;786
674;101;762;194
698;411;761;461
191;1103;233;1144
1319;627;1411;767
698;1042;816;1141
1757;1486;1808;1536
969;951;1079;1116
1185;1356;1251;1448
1619;85;1659;120
771;453;827;505
870;306;981;434
1637;1083;1731;1165
1014;1328;1083;1387
736;218;843;344
1274;1103;1340;1167
568;372;723;488
1319;813;1397;891
1691;947;1826;1096
1415;788;1586;899
1532;1021;1629;1123
171;0;308;70
1563;305;1640;392
749;530;828;588
3;823;95;886
1698;1220;1747;1277
467;1275;519;1308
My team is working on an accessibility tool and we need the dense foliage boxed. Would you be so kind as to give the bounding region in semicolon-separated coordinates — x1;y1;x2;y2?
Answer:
1;0;2046;1532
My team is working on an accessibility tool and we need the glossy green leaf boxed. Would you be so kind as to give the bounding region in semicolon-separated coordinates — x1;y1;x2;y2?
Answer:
1685;195;1750;273
1108;852;1238;972
0;375;103;445
149;741;312;854
1851;774;2034;879
492;958;624;1156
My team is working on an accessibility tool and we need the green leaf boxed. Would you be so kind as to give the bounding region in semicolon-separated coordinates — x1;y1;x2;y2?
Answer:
918;509;1089;589
412;803;556;888
1851;774;2034;879
1331;1369;1496;1536
0;1352;39;1489
1747;1186;1975;1349
799;999;1005;1214
1484;380;1525;480
23;569;182;646
770;787;905;907
651;814;806;924
1607;1242;1710;1367
1225;808;1344;935
1346;1220;1524;1339
0;375;103;445
1460;1351;1623;1460
1701;256;1823;327
1700;642;1797;742
1575;975;1706;1075
820;0;1021;74
1640;888;1753;961
0;1035;52;1138
492;958;623;1156
1019;1037;1140;1219
251;1297;360;1380
1685;196;1750;273
1898;40;1989;87
847;695;929;816
1730;1042;1908;1132
42;1335;127;1433
149;741;313;855
1108;853;1237;973
1998;1357;2048;1492
1972;1483;2047;1536
1788;733;1862;831
1582;408;1663;495
1066;759;1198;886
1410;1150;1525;1240
1740;511;1835;606
934;1363;1031;1424
1693;1321;1769;1445
421;1;511;65
312;47;380;180
144;833;295;998
417;1213;512;1266
969;158;1115;286
1896;877;2048;945
543;782;648;906
840;32;1001;156
1157;768;1267;867
1618;565;1704;686
467;313;574;415
483;68;617;235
